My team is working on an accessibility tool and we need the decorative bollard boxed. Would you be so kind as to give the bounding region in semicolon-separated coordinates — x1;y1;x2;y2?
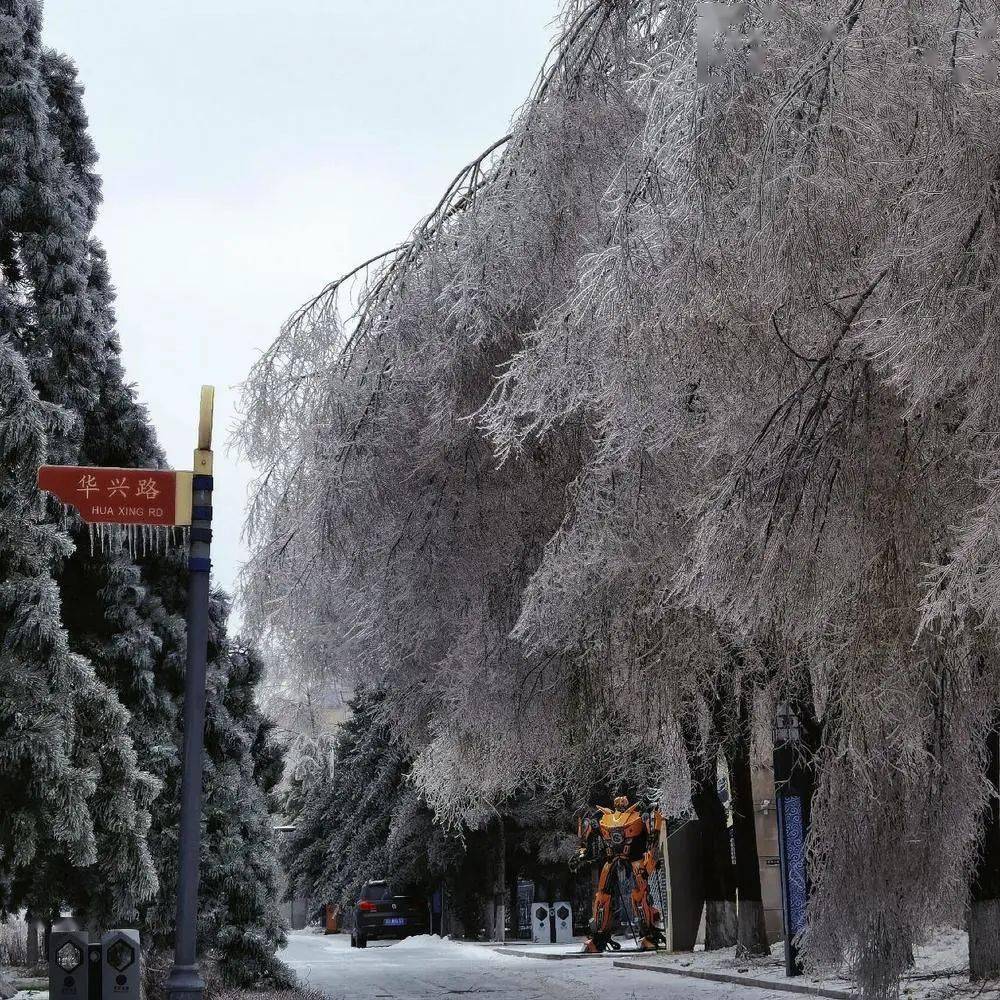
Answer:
49;931;141;1000
50;930;89;1000
552;901;573;943
101;931;140;1000
530;902;551;944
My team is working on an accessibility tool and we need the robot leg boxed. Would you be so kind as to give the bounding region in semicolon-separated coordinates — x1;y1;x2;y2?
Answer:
631;860;665;951
583;861;616;953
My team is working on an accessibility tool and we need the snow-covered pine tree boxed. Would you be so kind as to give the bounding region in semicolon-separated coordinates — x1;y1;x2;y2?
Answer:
278;731;336;915
0;0;153;923
0;332;95;916
1;4;292;979
40;47;168;923
198;603;292;988
281;689;464;915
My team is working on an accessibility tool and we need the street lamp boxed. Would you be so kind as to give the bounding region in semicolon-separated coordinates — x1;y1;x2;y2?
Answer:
773;701;808;978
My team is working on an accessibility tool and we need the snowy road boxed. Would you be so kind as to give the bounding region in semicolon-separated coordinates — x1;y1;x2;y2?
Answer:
283;931;797;1000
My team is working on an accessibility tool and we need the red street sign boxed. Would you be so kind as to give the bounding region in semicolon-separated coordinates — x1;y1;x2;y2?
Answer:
37;466;192;526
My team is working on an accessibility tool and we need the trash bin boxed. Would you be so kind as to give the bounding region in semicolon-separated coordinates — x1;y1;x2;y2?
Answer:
530;903;551;944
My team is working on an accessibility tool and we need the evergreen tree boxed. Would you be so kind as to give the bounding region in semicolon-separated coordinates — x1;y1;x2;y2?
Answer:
201;631;292;987
2;7;291;979
282;689;462;912
122;582;292;988
0;0;152;923
0;333;93;915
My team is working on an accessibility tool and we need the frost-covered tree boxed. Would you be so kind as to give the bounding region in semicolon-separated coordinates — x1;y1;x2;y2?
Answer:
281;687;572;940
0;334;94;915
281;689;457;911
2;7;291;985
200;629;292;988
0;0;155;924
241;2;1000;996
134;584;293;989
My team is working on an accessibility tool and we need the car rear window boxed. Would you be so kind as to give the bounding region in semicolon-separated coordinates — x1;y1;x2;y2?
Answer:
362;883;393;901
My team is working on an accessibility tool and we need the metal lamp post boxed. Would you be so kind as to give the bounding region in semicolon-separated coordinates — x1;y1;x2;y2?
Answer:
166;388;215;1000
773;702;808;978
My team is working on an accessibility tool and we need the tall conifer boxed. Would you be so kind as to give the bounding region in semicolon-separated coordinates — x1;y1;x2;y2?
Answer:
0;0;102;915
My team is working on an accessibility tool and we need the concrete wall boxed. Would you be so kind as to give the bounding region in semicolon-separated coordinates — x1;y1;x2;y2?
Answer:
664;817;704;951
752;765;784;942
662;762;785;951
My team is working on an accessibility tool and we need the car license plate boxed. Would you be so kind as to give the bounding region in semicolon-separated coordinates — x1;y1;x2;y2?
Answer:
384;917;406;927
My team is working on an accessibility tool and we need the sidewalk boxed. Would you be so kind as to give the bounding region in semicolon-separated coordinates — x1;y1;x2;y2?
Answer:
614;926;993;1000
612;954;854;1000
494;926;994;1000
489;937;854;994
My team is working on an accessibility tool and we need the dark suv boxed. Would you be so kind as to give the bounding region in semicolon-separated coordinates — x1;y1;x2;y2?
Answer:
350;880;429;948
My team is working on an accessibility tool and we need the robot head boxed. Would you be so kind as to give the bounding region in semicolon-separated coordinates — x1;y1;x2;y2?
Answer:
613;795;629;811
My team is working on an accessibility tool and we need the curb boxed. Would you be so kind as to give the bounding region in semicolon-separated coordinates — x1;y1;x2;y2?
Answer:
612;959;855;999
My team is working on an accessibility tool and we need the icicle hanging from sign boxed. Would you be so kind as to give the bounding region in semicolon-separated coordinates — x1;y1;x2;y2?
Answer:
84;521;189;559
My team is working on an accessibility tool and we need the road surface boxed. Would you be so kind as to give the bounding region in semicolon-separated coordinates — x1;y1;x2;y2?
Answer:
282;931;799;999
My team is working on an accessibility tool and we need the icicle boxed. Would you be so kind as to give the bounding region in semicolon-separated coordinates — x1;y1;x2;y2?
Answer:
88;521;96;556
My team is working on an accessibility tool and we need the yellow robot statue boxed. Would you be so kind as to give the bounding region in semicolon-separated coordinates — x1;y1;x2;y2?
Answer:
569;796;666;953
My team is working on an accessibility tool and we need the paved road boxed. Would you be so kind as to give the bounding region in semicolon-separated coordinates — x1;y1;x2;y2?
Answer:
283;931;797;1000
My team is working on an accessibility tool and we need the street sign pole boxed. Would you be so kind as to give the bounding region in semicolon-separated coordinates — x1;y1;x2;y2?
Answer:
36;390;215;1000
166;387;215;1000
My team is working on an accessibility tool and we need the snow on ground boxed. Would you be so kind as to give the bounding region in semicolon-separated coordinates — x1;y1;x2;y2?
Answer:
283;929;812;999
386;934;505;955
624;925;995;1000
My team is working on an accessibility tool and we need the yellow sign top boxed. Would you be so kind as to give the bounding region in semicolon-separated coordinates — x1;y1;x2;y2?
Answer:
195;385;215;474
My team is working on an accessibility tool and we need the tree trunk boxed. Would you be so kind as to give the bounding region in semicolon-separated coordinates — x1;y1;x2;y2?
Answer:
688;750;738;949
970;718;1000;980
25;910;39;967
482;819;506;942
724;696;770;958
507;863;521;941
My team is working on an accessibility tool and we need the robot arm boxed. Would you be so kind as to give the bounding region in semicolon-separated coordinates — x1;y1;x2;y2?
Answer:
641;807;664;874
569;812;601;871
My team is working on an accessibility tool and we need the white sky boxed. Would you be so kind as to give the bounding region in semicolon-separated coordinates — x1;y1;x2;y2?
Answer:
43;0;560;609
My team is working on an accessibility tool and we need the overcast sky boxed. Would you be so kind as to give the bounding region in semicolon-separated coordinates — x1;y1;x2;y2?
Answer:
43;1;560;611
